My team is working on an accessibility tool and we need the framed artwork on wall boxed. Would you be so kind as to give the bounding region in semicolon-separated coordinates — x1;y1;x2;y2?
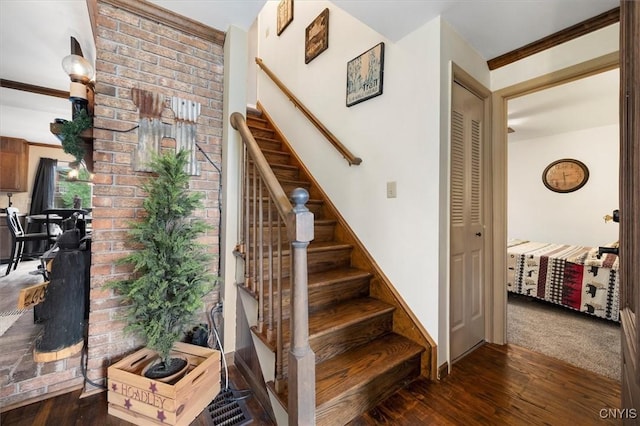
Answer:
346;42;385;107
305;8;329;64
277;0;293;36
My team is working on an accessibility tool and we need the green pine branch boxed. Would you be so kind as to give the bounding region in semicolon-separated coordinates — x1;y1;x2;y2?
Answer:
107;149;217;365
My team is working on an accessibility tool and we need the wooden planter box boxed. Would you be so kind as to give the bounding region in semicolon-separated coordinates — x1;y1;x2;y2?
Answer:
107;342;221;426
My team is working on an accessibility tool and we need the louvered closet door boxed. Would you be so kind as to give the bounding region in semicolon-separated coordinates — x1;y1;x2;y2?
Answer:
450;81;485;362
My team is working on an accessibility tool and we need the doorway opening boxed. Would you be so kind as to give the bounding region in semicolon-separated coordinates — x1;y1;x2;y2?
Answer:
494;54;620;379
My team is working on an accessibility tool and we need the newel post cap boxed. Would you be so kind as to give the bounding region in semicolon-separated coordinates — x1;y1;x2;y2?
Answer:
290;188;314;243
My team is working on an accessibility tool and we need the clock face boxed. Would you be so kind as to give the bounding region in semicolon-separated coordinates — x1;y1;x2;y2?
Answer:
542;159;589;193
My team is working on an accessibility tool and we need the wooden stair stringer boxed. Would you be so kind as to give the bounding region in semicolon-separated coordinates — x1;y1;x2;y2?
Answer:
255;102;437;380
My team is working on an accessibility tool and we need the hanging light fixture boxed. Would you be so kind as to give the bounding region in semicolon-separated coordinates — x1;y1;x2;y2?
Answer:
61;37;94;119
67;160;94;183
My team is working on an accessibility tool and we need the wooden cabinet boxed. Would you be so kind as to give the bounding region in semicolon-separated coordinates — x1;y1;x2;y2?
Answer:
0;137;29;192
0;213;23;262
0;215;12;262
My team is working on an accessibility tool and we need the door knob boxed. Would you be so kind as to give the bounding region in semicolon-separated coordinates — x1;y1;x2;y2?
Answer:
475;232;482;237
603;209;620;223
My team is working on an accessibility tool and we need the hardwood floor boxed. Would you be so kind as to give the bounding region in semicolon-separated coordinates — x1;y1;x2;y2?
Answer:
0;365;275;426
2;343;620;425
349;343;621;425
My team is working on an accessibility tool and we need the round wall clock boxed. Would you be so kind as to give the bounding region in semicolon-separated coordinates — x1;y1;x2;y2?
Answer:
542;158;589;193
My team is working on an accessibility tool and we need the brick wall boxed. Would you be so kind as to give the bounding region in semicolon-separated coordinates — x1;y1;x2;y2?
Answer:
0;0;224;410
86;1;224;389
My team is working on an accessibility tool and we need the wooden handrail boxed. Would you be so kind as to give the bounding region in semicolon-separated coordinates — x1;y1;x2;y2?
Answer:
231;111;316;425
231;112;294;230
255;57;362;166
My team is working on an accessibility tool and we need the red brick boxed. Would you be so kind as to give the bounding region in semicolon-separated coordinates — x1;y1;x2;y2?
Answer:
47;376;84;394
19;370;77;392
83;1;225;389
120;22;158;43
0;383;17;399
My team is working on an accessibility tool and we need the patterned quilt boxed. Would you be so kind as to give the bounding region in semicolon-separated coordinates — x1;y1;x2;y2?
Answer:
507;240;620;321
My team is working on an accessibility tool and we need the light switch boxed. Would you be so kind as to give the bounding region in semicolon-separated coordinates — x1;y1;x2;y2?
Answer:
386;181;397;198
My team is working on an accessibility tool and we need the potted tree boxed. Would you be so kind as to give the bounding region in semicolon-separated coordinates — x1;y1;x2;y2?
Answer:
107;149;216;381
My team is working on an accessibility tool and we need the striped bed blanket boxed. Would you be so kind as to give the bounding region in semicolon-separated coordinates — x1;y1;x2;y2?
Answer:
507;240;620;321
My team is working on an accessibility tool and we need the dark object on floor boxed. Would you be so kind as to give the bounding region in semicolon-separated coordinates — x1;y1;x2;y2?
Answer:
34;229;88;359
186;323;210;347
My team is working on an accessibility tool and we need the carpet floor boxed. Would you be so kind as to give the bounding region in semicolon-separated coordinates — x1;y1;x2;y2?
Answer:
507;293;620;381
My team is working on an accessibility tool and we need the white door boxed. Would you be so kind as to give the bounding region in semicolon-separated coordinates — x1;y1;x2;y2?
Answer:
450;81;485;361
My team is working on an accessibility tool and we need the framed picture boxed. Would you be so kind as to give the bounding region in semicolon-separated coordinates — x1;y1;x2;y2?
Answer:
346;42;385;107
305;8;329;64
277;0;293;36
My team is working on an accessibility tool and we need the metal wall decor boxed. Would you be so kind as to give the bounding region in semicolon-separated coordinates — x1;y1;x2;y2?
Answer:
132;88;165;172
171;96;201;176
132;89;202;175
346;42;385;107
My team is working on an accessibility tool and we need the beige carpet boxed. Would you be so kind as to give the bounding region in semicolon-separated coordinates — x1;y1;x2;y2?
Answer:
0;260;43;337
507;293;620;381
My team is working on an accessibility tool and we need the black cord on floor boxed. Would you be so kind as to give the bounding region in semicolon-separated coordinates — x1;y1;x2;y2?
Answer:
81;340;107;390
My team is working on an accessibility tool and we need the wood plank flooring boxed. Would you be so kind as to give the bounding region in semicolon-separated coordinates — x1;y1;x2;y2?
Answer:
2;343;621;425
349;343;621;425
0;365;274;426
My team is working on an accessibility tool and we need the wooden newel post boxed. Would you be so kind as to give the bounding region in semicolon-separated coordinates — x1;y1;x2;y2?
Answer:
288;188;316;425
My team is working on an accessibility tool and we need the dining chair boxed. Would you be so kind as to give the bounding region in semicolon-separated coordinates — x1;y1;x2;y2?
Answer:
4;207;54;276
43;208;89;240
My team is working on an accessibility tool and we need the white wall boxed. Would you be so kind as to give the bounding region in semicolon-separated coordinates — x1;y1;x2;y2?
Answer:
508;124;619;247
252;1;620;369
221;25;249;354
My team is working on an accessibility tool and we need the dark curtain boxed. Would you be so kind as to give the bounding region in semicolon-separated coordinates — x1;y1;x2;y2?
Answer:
26;157;57;254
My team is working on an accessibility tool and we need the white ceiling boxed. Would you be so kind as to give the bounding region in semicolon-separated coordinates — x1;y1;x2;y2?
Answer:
508;68;619;142
0;0;621;145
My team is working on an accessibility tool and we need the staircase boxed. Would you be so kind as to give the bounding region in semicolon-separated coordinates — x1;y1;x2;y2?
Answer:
237;106;432;425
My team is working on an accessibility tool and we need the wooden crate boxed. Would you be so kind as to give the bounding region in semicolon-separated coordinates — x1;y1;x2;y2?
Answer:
107;342;221;426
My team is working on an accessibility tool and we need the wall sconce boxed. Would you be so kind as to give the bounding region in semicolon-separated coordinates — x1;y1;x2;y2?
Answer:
62;37;94;119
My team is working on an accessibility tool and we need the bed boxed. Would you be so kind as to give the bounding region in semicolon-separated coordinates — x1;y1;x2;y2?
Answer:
507;239;620;322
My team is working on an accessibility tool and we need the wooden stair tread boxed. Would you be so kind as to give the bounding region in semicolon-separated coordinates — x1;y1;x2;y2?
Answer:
240;266;371;303
304;297;393;339
249;195;323;204
254;297;393;349
307;267;371;285
247;122;272;131
249;218;336;226
238;241;350;256
272;333;424;406
261;147;289;156
244;240;350;253
316;333;423;406
254;136;281;144
249;161;298;171
307;241;352;252
246;106;262;117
